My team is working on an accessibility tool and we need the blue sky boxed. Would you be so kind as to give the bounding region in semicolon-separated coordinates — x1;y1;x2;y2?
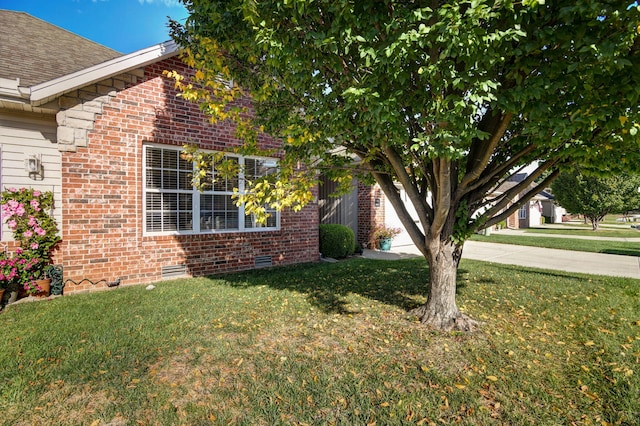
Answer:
0;0;189;53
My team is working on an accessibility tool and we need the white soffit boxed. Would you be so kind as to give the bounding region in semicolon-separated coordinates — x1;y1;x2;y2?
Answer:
27;40;180;105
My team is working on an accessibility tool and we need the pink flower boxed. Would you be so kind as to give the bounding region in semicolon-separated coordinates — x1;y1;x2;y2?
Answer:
35;227;46;236
33;190;41;197
23;229;33;238
7;220;17;229
30;243;39;250
28;216;38;227
30;199;40;211
15;205;25;217
7;187;16;193
15;247;23;254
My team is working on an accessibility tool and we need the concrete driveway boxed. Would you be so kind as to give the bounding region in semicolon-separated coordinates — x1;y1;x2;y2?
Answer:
363;240;640;279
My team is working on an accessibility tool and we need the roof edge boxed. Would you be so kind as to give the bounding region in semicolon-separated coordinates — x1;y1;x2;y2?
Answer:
27;39;180;105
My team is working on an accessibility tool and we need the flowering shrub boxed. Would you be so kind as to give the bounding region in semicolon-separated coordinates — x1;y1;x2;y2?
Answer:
0;248;47;294
1;188;60;295
371;224;402;241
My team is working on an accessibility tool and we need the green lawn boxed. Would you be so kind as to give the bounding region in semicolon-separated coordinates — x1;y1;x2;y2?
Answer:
470;233;640;257
1;258;639;425
525;226;640;238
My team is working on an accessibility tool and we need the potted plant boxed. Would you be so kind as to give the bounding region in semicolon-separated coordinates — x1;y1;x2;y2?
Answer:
0;248;49;297
370;224;402;251
1;188;61;299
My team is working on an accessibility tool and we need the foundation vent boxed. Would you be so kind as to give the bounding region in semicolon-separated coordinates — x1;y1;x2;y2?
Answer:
161;264;187;279
254;255;273;269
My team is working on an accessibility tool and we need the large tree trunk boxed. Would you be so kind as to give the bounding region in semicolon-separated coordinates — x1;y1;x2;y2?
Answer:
410;239;481;331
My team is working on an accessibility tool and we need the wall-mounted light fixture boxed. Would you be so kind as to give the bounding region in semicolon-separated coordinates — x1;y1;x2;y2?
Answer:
25;154;43;179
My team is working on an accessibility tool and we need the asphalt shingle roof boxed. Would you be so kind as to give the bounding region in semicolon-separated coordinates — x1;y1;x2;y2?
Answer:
0;10;122;87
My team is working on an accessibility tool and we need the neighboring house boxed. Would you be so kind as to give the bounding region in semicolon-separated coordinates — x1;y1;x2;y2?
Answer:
539;189;567;224
492;173;557;229
0;10;318;293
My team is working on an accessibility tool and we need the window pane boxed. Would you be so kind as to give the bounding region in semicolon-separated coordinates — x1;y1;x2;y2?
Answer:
213;156;239;191
178;212;192;231
163;170;177;189
178;171;192;190
146;148;162;168
200;194;213;210
163;212;177;231
179;155;192;171
228;157;239;190
162;149;178;169
146;169;161;189
245;158;257;180
227;211;238;229
163;193;178;211
179;194;192;211
146;212;162;232
200;171;213;191
146;193;162;210
213;194;227;210
245;209;277;229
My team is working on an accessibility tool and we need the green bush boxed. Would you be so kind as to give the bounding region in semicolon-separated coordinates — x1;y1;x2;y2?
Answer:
319;224;355;258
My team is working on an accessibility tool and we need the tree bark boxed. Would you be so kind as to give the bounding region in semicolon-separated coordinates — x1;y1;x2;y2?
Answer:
410;239;481;331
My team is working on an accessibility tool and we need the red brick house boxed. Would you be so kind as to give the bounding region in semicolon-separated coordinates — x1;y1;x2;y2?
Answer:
0;11;319;293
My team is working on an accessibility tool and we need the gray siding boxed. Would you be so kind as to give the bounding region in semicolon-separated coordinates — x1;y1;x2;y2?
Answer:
318;176;358;238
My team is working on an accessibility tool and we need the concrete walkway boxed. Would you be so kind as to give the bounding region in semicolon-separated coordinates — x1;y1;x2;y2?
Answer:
363;237;640;279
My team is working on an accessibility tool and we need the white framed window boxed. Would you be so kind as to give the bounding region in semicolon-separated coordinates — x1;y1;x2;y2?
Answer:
518;204;528;220
143;144;279;235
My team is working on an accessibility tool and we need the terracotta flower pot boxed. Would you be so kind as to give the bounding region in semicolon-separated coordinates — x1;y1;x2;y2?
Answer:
34;278;51;297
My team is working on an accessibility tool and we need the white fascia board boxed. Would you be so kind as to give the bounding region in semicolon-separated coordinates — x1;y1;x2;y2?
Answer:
27;40;180;105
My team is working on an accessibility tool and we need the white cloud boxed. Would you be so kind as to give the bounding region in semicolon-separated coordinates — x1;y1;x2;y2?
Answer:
138;0;183;6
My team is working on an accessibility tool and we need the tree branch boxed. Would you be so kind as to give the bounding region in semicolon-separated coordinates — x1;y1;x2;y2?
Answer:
484;169;559;228
430;157;452;238
481;160;557;221
382;145;432;231
459;111;513;190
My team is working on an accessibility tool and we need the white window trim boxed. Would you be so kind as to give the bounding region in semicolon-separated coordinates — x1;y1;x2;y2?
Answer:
142;143;280;236
518;204;528;220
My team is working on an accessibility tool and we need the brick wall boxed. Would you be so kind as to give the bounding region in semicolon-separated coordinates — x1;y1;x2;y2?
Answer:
59;57;319;293
357;181;385;246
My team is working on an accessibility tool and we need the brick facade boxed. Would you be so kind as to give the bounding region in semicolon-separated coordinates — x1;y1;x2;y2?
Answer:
58;57;319;293
357;181;385;246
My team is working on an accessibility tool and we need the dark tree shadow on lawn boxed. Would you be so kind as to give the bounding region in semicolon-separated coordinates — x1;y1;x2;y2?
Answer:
210;258;473;315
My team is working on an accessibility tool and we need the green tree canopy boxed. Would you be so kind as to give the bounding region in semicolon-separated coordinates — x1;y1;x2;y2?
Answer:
169;0;640;330
551;170;640;230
